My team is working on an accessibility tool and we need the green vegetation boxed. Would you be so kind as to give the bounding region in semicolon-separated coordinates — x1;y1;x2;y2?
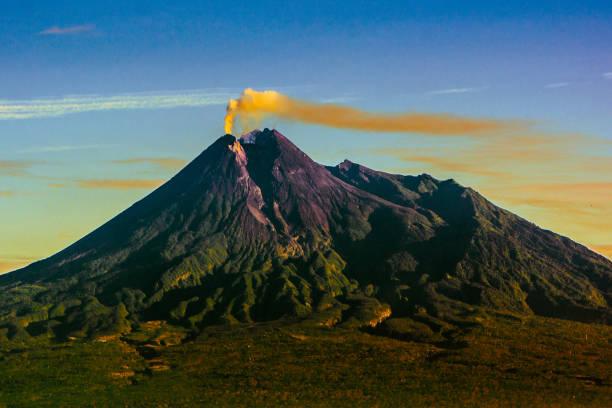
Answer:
0;130;610;406
0;314;610;407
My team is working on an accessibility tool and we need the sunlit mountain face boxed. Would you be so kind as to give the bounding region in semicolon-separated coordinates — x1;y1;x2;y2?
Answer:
1;129;609;342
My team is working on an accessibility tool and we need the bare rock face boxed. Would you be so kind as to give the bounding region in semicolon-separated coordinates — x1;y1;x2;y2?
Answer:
0;128;610;341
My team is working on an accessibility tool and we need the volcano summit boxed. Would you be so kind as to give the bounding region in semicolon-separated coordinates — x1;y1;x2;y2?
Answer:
1;129;610;341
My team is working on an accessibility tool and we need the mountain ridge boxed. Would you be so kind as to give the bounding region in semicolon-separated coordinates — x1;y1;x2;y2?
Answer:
1;128;610;342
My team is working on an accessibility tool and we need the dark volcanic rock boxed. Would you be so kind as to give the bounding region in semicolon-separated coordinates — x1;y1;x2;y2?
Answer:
1;129;610;341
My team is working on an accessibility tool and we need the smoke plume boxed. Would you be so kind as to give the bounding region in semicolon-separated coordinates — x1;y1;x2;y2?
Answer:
224;88;507;135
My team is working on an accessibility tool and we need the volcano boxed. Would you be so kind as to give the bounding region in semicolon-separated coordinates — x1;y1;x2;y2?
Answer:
1;129;610;341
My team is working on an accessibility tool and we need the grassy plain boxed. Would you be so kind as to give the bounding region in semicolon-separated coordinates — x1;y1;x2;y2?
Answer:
0;314;610;407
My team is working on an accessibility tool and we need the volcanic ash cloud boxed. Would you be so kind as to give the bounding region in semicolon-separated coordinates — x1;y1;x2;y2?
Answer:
224;88;507;135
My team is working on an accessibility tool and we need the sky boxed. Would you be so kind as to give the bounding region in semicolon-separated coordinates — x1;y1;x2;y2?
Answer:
1;0;611;272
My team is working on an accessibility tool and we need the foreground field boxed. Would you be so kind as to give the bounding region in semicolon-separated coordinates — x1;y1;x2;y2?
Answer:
0;314;610;407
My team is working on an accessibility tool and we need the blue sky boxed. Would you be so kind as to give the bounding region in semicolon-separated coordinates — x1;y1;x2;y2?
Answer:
1;0;612;271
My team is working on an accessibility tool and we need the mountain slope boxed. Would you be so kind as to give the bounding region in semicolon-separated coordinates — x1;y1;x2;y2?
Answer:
329;160;612;322
1;129;610;341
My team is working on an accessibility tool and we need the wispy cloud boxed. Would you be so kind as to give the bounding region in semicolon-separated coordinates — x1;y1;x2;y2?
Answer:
48;183;70;189
20;144;119;153
510;182;612;197
0;160;43;177
546;82;570;88
0;90;232;120
47;177;169;190
426;87;486;96
369;148;506;177
487;182;612;219
111;157;188;170
38;24;95;35
0;255;39;274
76;179;165;190
589;244;612;260
603;72;612;79
0;261;28;274
0;190;14;197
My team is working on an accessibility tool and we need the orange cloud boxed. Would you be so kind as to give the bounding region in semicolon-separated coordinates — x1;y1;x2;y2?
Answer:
224;88;515;135
0;256;37;274
0;160;43;177
111;157;188;170
372;131;610;183
589;245;612;260
76;179;165;190
371;148;508;177
482;182;612;215
485;195;607;220
508;182;612;199
0;262;27;274
48;183;70;189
